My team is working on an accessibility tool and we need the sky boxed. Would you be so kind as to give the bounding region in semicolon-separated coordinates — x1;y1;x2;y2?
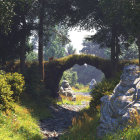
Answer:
68;29;96;53
30;28;96;53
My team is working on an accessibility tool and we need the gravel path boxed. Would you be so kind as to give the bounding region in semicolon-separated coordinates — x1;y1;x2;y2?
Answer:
40;93;91;140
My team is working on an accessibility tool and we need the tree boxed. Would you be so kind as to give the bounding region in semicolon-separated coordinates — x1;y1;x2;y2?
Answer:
119;43;138;60
0;0;15;34
0;0;37;73
37;0;74;80
60;69;78;86
65;44;76;55
38;0;45;80
43;25;70;60
26;51;38;62
80;40;107;58
124;0;140;64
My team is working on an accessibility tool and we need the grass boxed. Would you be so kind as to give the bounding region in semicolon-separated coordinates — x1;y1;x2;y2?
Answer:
21;93;52;120
103;127;140;140
103;109;140;140
57;94;92;106
0;103;44;140
0;93;53;140
60;111;100;140
59;106;140;140
72;84;91;93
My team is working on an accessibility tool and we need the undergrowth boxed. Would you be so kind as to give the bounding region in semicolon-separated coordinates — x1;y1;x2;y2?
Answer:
0;93;53;140
57;94;92;106
60;71;140;140
72;84;91;93
60;110;100;140
103;110;140;140
0;103;44;140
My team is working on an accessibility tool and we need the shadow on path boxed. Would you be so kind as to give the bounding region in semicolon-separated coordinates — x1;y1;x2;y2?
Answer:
40;104;83;140
40;105;80;140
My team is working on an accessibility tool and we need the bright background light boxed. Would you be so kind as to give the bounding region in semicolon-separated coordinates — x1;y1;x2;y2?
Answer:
68;29;96;53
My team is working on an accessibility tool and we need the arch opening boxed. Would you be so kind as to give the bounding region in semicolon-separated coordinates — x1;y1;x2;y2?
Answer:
44;54;113;97
60;64;104;87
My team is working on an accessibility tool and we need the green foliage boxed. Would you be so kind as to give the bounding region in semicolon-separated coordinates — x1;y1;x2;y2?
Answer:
26;51;38;62
43;26;69;61
0;74;14;111
57;94;91;106
60;69;78;86
0;71;25;111
103;126;140;140
0;0;15;34
73;83;91;93
119;43;139;60
74;83;85;89
90;73;121;112
6;73;25;102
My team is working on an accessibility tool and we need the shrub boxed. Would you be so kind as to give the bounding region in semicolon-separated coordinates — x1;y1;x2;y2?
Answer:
60;69;78;86
0;74;14;111
0;70;25;111
90;72;121;113
6;72;25;101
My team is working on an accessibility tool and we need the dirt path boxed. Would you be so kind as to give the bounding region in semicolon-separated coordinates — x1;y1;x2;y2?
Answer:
40;93;90;140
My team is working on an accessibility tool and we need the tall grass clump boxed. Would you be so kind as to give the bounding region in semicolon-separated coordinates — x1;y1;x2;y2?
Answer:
90;72;121;113
60;112;100;140
72;84;91;93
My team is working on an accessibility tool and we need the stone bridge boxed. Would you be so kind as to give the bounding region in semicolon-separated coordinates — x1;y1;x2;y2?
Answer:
44;54;136;97
44;54;114;97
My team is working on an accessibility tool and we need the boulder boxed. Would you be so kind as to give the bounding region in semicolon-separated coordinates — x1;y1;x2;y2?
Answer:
97;65;140;137
59;80;76;101
89;79;97;89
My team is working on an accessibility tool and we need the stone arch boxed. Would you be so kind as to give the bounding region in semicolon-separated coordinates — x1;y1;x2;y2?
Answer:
44;54;113;97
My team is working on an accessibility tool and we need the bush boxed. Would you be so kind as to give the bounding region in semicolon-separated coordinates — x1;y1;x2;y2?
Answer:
6;72;25;101
60;69;78;86
90;72;121;113
0;70;25;111
0;74;14;111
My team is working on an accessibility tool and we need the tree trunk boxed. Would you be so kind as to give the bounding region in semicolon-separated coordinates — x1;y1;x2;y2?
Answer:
110;27;116;68
38;0;45;81
20;36;26;73
115;35;120;70
137;36;140;66
20;16;26;74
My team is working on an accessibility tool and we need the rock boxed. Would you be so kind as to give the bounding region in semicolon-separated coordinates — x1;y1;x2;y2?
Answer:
61;80;72;90
97;65;140;137
57;96;62;102
89;79;97;89
59;80;76;99
72;94;76;101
